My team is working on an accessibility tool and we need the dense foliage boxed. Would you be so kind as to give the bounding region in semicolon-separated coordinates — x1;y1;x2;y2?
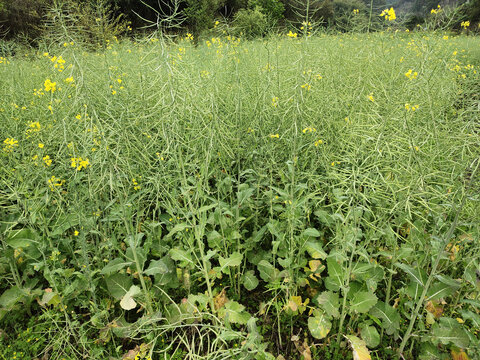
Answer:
0;28;479;359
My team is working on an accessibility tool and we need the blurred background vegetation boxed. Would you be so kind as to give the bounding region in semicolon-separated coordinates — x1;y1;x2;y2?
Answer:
0;0;479;43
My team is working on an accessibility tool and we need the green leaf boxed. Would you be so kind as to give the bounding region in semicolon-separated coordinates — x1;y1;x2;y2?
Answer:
169;248;194;265
369;301;400;335
359;324;380;348
303;228;321;237
5;228;39;248
120;285;141;310
0;286;24;309
242;270;259;291
257;260;279;282
144;259;170;276
316;291;340;318
219;301;251;324
350;291;377;313
105;274;132;300
308;310;332;339
38;290;61;307
430;317;469;348
101;258;133;275
125;247;146;270
395;263;427;287
305;241;327;259
426;281;459;301
218;252;243;274
51;214;79;236
324;256;345;291
418;343;441;360
166;223;189;237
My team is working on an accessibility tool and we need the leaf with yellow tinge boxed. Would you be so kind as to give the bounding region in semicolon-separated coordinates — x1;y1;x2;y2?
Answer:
309;260;322;272
451;348;470;360
287;296;303;312
346;335;371;360
308;310;331;339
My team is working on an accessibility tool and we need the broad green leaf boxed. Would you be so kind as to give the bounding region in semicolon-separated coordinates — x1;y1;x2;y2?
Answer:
51;214;79;236
316;291;340;318
418;343;441;360
430;317;469;348
0;286;24;308
5;228;39;248
426;281;459;301
169;248;194;265
242;270;259;291
105;274;132;300
120;285;141;310
218;252;243;274
144;259;170;276
305;241;327;259
101;258;133;275
346;335;371;360
219;301;251;324
359;324;380;348
257;260;279;283
303;228;321;237
308;310;332;339
395;263;427;287
166;223;189;237
350;291;377;313
459;310;480;328
237;187;255;205
324;257;345;291
369;301;400;335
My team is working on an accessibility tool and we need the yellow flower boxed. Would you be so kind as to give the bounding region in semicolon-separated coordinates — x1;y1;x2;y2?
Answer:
132;178;141;191
74;230;79;236
65;76;74;83
353;9;359;14
43;155;52;166
368;93;375;102
44;79;56;93
287;31;297;38
272;96;279;107
314;139;323;146
404;69;418;79
48;176;64;191
302;127;316;133
461;21;470;29
380;7;396;21
38;143;44;148
3;138;18;152
76;114;81;120
301;83;311;91
71;157;90;171
269;134;280;139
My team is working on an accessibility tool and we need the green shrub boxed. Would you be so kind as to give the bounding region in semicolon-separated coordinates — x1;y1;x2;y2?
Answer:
249;0;285;23
233;6;268;37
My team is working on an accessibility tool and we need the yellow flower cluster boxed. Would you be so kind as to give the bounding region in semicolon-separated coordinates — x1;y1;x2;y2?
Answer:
461;21;470;29
314;139;324;146
51;55;66;72
44;79;57;93
71;157;90;171
302;127;316;134
0;56;9;65
26;121;41;137
404;69;418;79
301;83;311;91
48;176;64;191
132;178;141;191
431;5;441;14
272;96;279;107
287;31;297;38
3;138;18;152
380;7;396;21
43;155;52;166
269;134;280;139
353;9;359;14
405;103;419;111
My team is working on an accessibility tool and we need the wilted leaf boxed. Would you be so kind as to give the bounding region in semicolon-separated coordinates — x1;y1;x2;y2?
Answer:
214;289;228;310
451;348;470;360
346;335;371;360
426;300;444;319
